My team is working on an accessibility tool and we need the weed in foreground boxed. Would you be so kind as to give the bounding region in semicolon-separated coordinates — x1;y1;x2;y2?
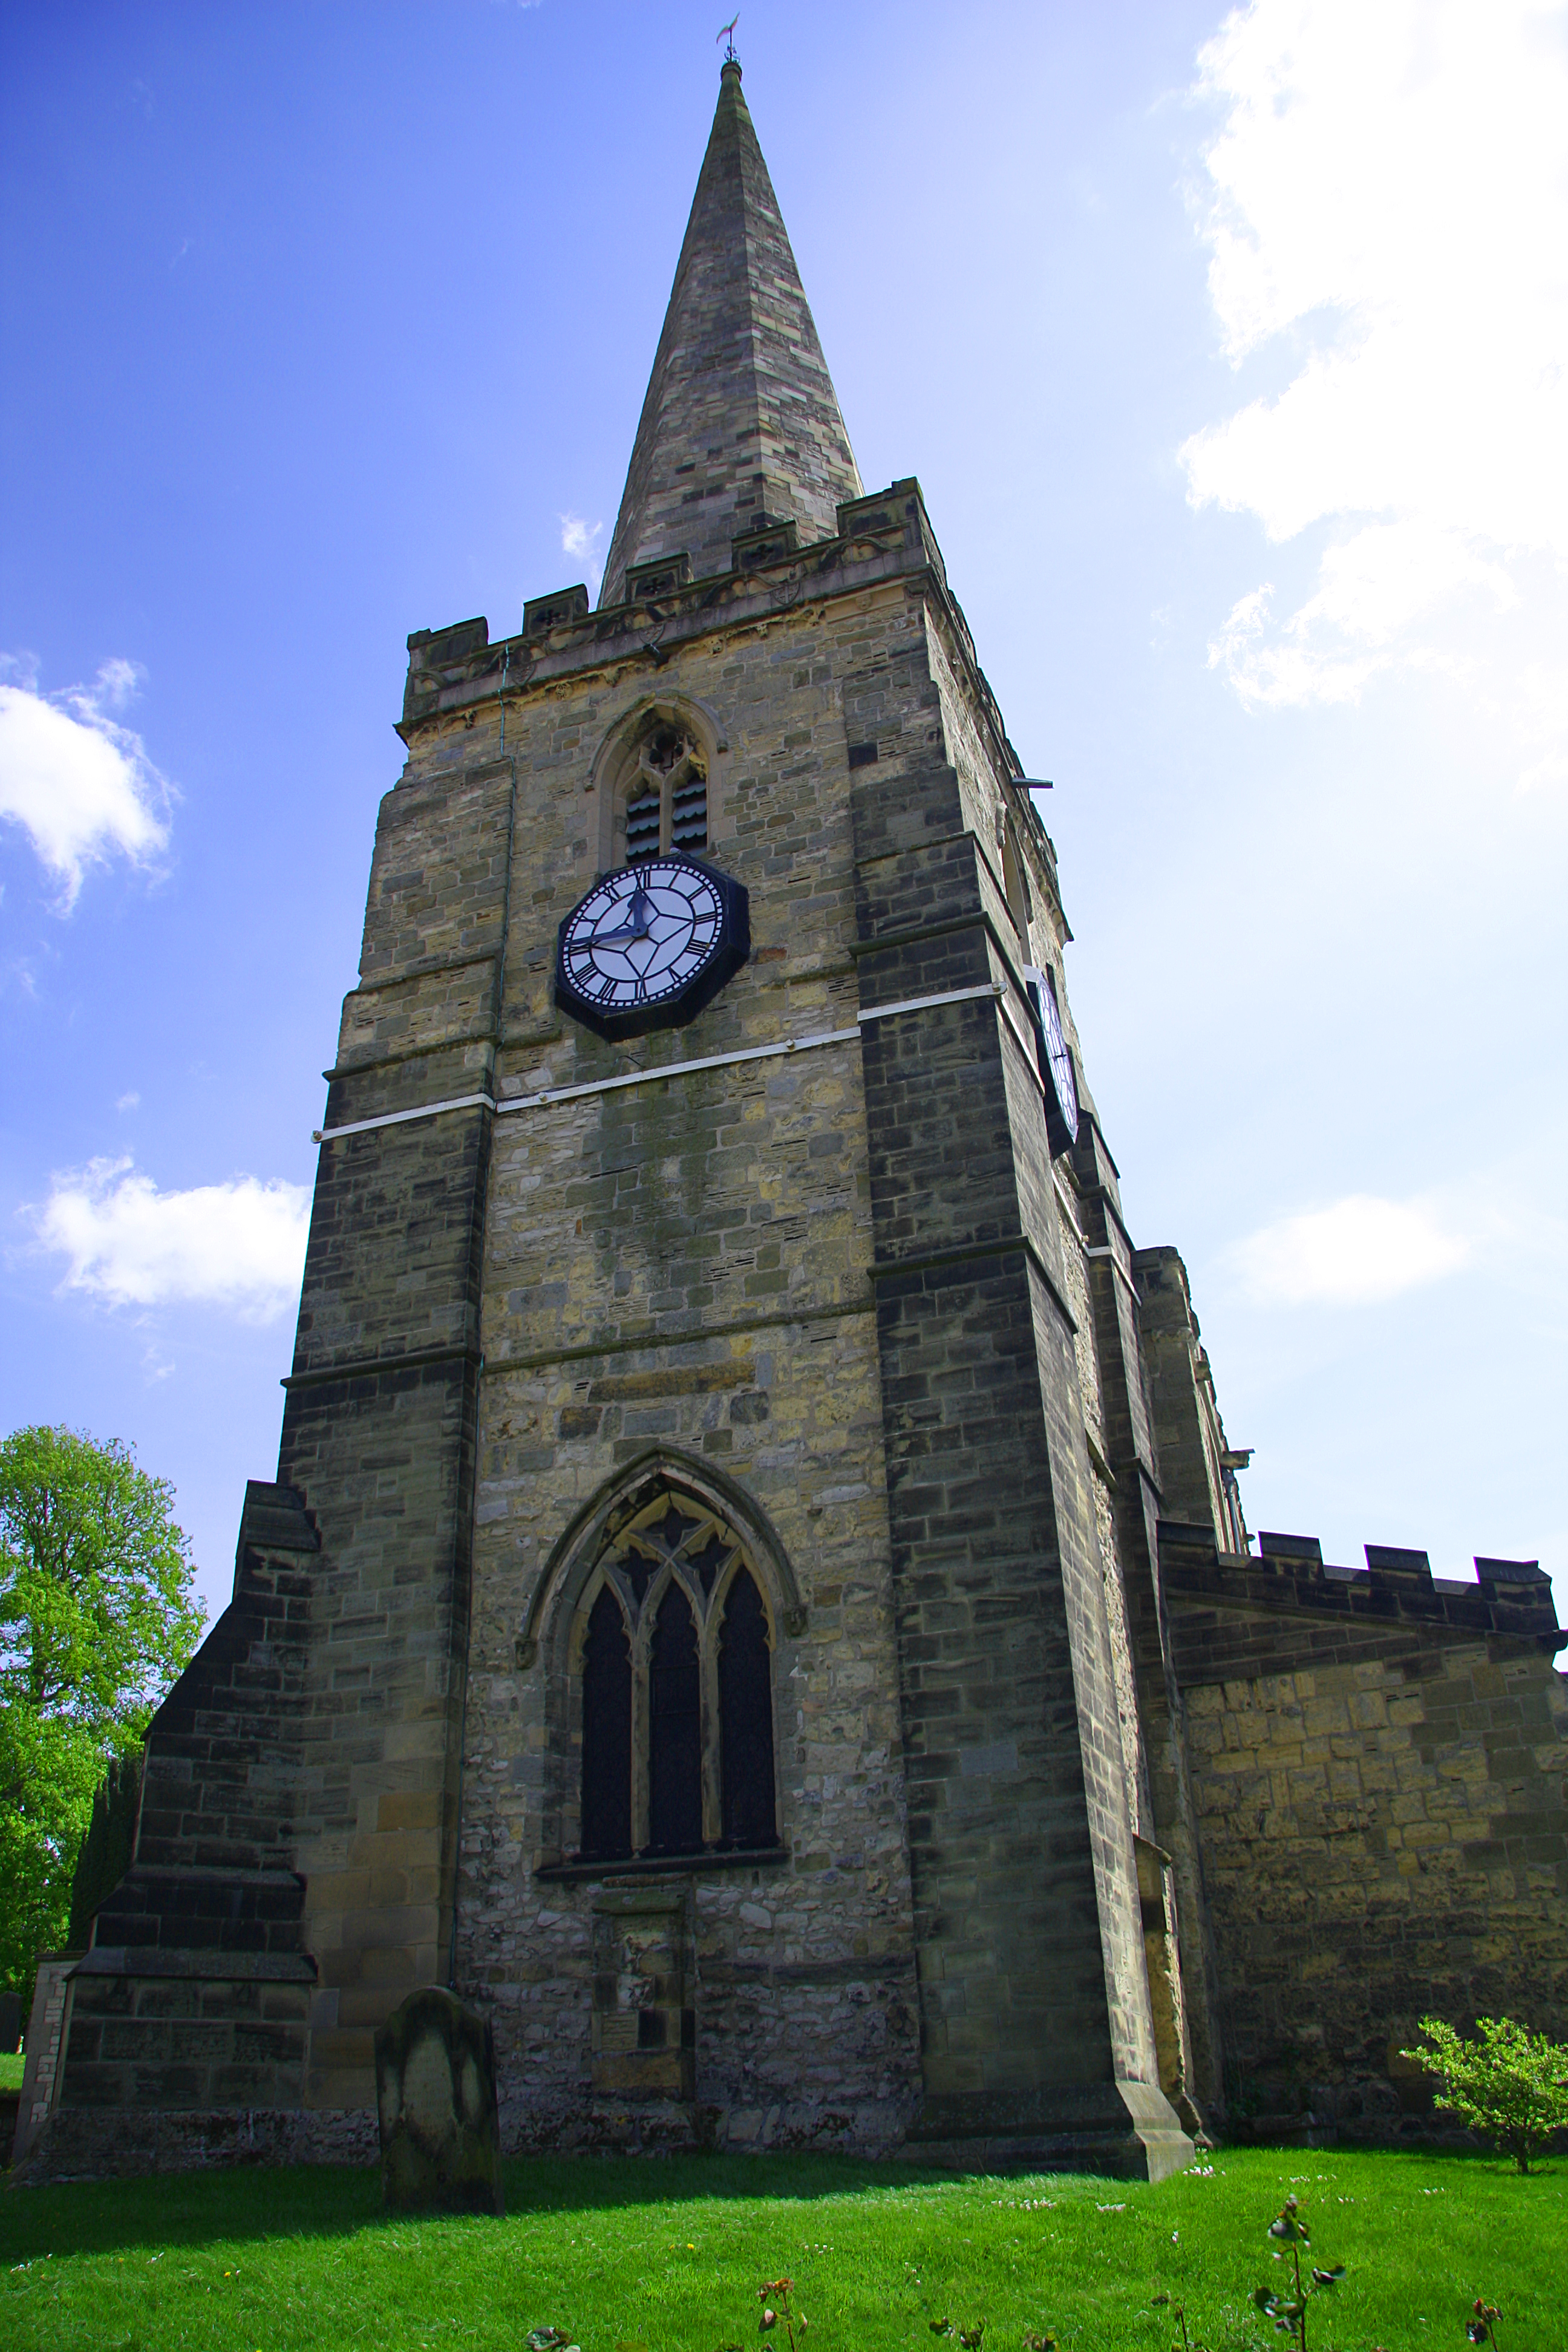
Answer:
1151;2191;1344;2352
758;2275;807;2352
1250;2193;1344;2348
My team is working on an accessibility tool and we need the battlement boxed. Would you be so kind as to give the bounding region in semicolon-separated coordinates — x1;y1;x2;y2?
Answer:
395;478;1058;907
1158;1519;1563;1677
1163;1512;1567;2140
399;478;949;728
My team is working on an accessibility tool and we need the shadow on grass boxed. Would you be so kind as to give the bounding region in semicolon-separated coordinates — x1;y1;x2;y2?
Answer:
6;2141;1553;2278
0;2150;998;2264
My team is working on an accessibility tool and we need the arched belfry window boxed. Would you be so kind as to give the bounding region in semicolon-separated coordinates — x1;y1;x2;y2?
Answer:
572;1485;779;1863
622;721;708;861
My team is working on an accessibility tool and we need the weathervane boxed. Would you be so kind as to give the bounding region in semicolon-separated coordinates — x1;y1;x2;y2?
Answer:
717;14;740;65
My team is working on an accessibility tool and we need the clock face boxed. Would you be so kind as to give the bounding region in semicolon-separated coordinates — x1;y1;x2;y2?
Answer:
555;855;750;1042
1024;965;1080;1157
1039;986;1079;1139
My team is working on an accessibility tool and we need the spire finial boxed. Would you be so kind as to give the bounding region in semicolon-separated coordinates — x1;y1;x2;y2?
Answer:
716;14;740;67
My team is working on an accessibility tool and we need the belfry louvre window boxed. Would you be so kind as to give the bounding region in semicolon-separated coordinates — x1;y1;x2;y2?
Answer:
577;1488;778;1861
622;723;708;860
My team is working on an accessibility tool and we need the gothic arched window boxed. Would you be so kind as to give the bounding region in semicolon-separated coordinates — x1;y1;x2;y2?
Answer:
574;1488;779;1863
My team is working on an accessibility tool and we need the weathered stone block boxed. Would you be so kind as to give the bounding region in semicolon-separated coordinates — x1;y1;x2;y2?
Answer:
374;1987;503;2215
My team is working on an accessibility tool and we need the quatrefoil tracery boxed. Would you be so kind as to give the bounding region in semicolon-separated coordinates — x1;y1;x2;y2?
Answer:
636;727;706;795
594;1493;746;1638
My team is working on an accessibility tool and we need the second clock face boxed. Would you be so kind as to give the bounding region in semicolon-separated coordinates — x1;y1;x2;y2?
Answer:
555;856;749;1041
1038;984;1080;1145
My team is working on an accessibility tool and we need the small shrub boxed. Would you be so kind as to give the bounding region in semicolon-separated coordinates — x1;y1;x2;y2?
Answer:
1400;2014;1568;2174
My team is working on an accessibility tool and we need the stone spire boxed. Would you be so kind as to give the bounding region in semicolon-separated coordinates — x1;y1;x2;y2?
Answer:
599;60;861;607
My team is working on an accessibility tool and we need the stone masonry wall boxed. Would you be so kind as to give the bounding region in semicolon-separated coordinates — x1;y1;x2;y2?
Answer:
276;750;510;2112
845;599;1175;2166
450;573;927;2152
439;485;1181;2162
1166;1530;1568;2136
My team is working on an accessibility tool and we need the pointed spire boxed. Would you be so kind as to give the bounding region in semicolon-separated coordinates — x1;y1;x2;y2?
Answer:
600;60;861;608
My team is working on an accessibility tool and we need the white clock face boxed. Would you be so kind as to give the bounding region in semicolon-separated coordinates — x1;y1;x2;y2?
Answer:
560;858;725;1014
1039;985;1079;1137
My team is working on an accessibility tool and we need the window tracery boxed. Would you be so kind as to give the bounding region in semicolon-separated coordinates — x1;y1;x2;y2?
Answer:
622;722;708;860
574;1485;778;1863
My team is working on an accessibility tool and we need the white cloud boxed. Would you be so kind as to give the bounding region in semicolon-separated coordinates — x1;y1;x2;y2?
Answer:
116;1091;140;1112
1182;0;1568;765
0;657;171;906
27;1156;310;1321
560;513;603;595
1228;1191;1472;1307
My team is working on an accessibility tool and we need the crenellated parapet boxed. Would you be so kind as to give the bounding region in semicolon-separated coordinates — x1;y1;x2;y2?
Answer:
1161;1520;1563;1675
1161;1516;1568;2142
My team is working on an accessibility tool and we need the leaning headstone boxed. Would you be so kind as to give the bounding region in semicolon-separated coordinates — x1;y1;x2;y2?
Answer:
374;1987;503;2215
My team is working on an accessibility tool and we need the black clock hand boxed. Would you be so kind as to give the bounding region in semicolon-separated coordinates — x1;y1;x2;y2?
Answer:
592;887;656;946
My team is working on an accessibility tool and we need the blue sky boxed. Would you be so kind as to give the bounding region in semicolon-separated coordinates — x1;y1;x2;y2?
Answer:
3;0;1566;1630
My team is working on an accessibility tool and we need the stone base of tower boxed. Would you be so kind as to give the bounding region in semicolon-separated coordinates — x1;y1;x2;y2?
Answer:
16;2085;1187;2183
904;2080;1194;2182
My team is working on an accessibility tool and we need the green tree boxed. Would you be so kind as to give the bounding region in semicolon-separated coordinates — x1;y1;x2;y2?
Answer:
0;1425;204;2012
1402;2014;1568;2174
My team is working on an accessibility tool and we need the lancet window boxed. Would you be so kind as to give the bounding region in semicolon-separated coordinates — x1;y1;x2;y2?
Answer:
577;1486;778;1862
622;722;708;860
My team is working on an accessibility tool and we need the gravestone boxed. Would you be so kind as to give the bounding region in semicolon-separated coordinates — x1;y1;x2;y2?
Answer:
374;1987;503;2214
0;1993;20;2055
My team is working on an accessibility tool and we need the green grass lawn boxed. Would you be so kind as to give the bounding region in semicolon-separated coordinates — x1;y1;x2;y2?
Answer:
1;2146;1561;2352
0;2055;23;2092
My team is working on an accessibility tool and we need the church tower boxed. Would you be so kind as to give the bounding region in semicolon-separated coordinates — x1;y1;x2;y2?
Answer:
39;62;1210;2179
30;59;1567;2187
351;58;1191;2173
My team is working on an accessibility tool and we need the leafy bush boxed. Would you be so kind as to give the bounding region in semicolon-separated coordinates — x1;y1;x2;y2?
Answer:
0;1424;203;2009
1401;2014;1568;2174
